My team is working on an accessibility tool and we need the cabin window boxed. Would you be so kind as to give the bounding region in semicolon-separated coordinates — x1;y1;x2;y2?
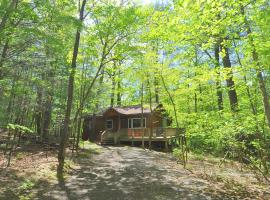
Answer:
128;118;146;129
106;120;113;129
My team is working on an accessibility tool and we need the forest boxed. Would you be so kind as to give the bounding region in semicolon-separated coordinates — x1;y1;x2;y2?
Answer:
0;0;270;199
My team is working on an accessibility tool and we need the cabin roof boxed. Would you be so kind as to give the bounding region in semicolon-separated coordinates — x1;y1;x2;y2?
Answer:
84;104;164;118
112;105;152;115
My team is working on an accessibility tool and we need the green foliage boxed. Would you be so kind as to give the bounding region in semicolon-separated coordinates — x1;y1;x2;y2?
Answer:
18;179;35;200
18;179;35;192
7;124;34;134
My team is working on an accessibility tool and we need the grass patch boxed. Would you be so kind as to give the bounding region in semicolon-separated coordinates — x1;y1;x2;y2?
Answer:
17;179;36;200
173;148;222;164
79;141;101;150
15;152;24;160
77;141;102;158
190;153;205;161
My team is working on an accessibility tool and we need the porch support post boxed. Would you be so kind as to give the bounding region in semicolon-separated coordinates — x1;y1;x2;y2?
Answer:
164;130;168;152
142;128;145;149
116;115;121;145
132;129;134;146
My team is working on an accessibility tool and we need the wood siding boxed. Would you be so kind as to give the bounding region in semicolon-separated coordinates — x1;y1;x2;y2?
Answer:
83;109;166;142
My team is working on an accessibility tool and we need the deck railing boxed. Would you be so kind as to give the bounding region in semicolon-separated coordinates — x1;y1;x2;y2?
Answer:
101;127;183;144
116;127;178;140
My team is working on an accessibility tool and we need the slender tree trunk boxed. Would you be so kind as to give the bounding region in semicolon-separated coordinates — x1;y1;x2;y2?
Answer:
75;113;82;151
117;70;121;106
154;74;159;104
110;72;115;107
72;33;127;122
42;89;53;142
57;0;87;173
194;48;202;112
0;40;9;79
198;84;203;111
6;74;18;123
146;78;153;149
140;83;145;149
0;40;9;99
221;43;238;112
214;43;223;111
257;71;270;126
160;73;187;167
239;6;270;128
194;93;198;113
233;40;257;115
95;69;104;111
75;61;87;151
35;87;43;136
72;58;105;127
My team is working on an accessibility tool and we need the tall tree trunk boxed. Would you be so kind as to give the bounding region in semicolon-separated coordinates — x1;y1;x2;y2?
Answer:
140;83;144;149
0;40;9;79
110;73;115;107
75;113;82;151
42;88;53;142
241;6;270;128
186;70;191;113
147;79;153;150
75;61;87;151
6;75;18;123
35;87;43;136
57;0;87;173
248;33;270;128
257;70;270;127
233;40;257;115
0;40;9;99
160;73;187;167
194;48;201;112
117;69;121;106
221;43;238;112
154;74;159;104
214;42;223;111
95;69;104;111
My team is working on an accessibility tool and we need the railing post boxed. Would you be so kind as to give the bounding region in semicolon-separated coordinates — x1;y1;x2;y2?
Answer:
164;129;168;152
132;129;134;146
142;128;145;149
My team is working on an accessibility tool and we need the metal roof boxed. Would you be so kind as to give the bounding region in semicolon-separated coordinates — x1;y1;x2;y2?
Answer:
112;105;152;115
83;104;163;118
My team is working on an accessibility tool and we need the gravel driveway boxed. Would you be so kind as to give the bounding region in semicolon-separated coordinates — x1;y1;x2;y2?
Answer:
40;146;229;200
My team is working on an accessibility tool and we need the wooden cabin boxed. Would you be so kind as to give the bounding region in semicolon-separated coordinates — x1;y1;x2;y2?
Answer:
82;104;179;148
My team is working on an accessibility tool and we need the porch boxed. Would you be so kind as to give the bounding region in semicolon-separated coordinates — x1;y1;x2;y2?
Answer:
100;127;181;149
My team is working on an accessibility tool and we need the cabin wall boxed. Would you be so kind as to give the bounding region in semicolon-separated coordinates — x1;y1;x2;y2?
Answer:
83;116;104;142
93;117;105;141
83;110;166;142
121;118;128;128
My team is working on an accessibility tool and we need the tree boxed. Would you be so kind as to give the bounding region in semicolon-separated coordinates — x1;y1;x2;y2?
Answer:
58;0;87;173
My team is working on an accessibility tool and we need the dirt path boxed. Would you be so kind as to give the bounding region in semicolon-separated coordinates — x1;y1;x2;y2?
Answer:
1;144;269;199
39;146;234;200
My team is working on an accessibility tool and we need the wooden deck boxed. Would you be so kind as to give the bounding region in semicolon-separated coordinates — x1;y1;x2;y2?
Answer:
101;127;182;144
119;136;176;142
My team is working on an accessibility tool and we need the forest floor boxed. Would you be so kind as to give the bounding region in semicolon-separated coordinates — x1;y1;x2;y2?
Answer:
0;141;270;200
